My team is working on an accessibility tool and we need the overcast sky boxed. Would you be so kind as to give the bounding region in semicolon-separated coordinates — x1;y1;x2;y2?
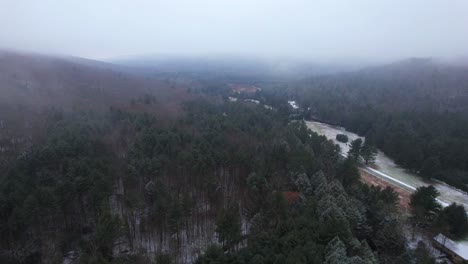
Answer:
1;0;467;61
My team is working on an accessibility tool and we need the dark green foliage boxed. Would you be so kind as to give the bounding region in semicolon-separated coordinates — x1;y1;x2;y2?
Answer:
195;245;225;264
246;173;267;191
294;65;468;190
373;218;407;256
225;201;327;264
336;158;361;186
79;252;109;264
155;253;174;264
411;188;468;239
0;97;412;263
215;206;242;247
355;184;406;260
0;114;114;257
80;210;121;263
361;141;377;165
412;242;436;264
336;134;348;143
378;187;399;206
348;139;363;162
410;186;442;216
168;199;184;235
438;203;468;237
111;254;148;264
96;212;121;258
198;162;406;263
420;156;441;180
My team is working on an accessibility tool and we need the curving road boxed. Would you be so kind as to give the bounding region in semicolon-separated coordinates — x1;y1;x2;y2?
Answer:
306;120;468;210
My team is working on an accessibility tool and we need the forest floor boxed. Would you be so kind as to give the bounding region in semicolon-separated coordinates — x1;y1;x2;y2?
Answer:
359;168;412;213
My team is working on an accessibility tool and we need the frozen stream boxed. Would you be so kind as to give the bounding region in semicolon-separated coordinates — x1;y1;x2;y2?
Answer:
306;120;468;210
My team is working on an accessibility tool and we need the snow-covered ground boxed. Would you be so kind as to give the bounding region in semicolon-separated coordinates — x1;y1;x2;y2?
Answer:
244;99;260;104
305;120;468;210
288;100;299;109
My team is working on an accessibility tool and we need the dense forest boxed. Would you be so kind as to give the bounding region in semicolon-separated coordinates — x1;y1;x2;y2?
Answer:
0;51;462;264
293;58;468;191
0;96;405;263
2;96;437;263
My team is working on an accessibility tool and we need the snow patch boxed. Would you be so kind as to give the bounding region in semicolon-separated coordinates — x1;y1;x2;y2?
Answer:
244;99;259;104
288;100;299;109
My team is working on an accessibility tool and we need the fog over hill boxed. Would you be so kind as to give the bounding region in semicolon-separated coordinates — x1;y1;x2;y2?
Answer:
0;50;193;170
2;1;468;263
2;1;468;60
2;46;468;263
108;54;365;80
0;50;190;111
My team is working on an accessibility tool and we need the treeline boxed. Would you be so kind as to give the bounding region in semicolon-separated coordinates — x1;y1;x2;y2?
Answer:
1;95;438;263
0;97;346;263
292;60;468;191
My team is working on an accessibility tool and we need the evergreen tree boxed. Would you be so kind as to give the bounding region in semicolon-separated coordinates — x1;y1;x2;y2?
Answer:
420;156;441;180
348;139;363;162
168;199;184;236
439;203;468;237
410;186;442;216
324;237;349;264
361;141;377;165
336;158;360;186
412;241;436;264
336;134;349;143
215;206;241;247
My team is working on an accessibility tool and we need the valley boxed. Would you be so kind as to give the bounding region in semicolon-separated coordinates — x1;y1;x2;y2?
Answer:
2;1;468;263
1;50;468;264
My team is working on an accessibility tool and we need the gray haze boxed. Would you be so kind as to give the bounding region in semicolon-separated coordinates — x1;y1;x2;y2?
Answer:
1;0;468;62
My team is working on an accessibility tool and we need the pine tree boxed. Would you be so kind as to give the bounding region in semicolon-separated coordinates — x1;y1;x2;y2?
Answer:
410;185;441;216
361;141;377;165
215;206;241;247
348;139;363;162
324;237;349;264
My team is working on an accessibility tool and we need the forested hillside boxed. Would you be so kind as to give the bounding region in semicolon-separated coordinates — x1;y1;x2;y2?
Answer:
0;51;192;174
294;58;468;190
0;52;439;263
4;0;468;262
1;97;423;263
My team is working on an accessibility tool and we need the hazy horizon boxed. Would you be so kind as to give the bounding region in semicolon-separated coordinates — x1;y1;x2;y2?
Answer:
1;0;468;62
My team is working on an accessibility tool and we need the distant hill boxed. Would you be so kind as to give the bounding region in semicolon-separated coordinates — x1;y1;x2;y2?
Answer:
298;58;468;114
0;50;190;114
0;50;192;168
109;55;359;80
